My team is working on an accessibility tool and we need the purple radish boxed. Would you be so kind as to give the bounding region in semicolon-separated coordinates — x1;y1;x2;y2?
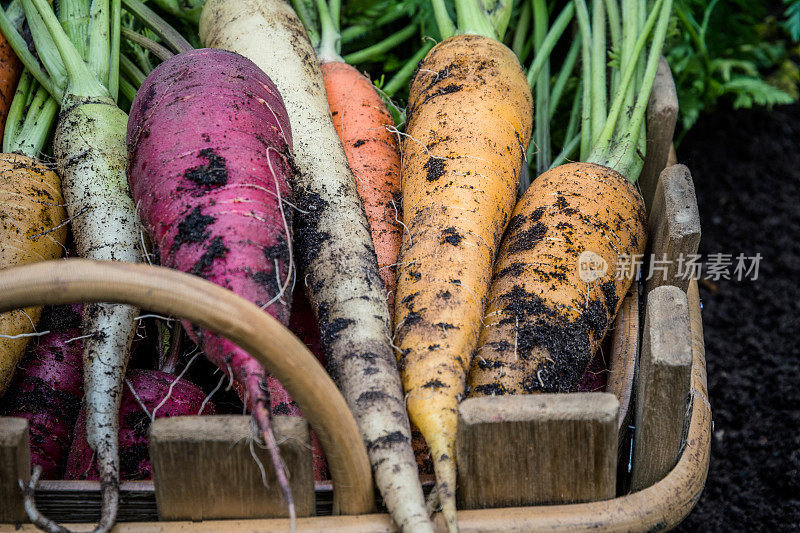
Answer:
126;48;297;513
65;368;215;480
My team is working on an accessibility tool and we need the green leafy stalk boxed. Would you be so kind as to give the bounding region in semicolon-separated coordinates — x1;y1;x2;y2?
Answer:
315;0;342;62
549;37;580;118
590;0;606;146
57;0;91;59
574;0;592;159
87;0;111;89
344;24;417;64
341;9;404;44
109;0;121;101
489;0;514;39
605;0;620;93
9;84;58;157
511;1;531;60
146;0;204;26
122;27;172;61
456;0;498;39
0;8;62;99
22;1;69;88
121;0;192;53
533;0;550;173
3;70;32;149
292;0;320;48
120;53;145;88
432;0;456;40
525;2;574;86
383;40;434;97
588;0;673;179
27;0;107;98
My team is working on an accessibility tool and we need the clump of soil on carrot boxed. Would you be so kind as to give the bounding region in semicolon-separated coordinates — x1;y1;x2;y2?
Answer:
676;103;800;530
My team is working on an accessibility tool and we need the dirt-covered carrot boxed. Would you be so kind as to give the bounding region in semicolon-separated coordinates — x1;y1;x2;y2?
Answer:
1;305;83;479
0;67;66;395
467;0;673;395
199;1;430;530
310;1;403;310
127;47;299;517
392;2;531;529
66;368;215;480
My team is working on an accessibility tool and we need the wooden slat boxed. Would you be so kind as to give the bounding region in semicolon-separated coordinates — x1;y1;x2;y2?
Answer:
149;415;314;521
646;164;701;294
0;417;29;524
607;286;639;438
631;286;692;491
640;57;679;212
456;393;618;509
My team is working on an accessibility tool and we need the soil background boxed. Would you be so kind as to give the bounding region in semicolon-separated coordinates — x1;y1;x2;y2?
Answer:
675;104;800;530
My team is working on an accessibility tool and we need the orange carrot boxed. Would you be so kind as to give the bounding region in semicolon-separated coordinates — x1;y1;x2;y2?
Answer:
322;61;402;311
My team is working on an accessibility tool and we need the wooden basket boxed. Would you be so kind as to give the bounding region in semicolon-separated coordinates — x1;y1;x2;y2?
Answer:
0;61;709;532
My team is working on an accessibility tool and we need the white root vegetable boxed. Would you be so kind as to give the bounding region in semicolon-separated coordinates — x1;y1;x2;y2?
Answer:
200;1;432;531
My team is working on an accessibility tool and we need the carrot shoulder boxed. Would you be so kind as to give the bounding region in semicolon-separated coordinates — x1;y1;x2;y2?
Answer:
394;34;532;526
468;162;646;395
0;33;21;146
322;61;402;310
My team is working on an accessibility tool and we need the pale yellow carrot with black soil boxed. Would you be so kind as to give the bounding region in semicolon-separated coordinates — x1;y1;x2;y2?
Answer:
393;2;531;530
468;0;673;396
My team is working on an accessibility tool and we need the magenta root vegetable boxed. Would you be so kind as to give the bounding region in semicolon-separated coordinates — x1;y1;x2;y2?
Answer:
66;368;215;480
127;48;298;513
1;305;83;479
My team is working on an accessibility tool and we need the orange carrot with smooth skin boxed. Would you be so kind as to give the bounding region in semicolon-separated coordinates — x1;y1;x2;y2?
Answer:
393;4;531;530
323;61;402;310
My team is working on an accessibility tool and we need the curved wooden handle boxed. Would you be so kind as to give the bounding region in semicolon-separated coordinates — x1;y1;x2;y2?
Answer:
0;259;375;516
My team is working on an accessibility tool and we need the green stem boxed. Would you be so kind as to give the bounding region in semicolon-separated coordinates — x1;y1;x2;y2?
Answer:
120;54;146;88
109;0;121;101
28;0;107;98
329;0;340;32
21;1;68;88
344;24;417;64
432;0;456;40
550;132;580;168
489;0;514;40
14;86;58;157
605;0;620;93
119;73;137;102
590;0;606;146
564;80;582;145
533;0;550;173
511;1;531;60
147;0;203;26
549;37;580;118
574;0;591;160
3;70;32;153
0;8;62;99
87;0;111;89
588;0;672;179
383;40;434;97
525;2;574;86
57;0;91;58
121;0;192;53
122;27;173;61
341;10;404;44
315;0;342;62
456;0;497;39
291;0;320;48
616;0;636;136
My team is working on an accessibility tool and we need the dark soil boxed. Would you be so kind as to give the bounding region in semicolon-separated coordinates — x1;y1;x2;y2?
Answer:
675;104;800;530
